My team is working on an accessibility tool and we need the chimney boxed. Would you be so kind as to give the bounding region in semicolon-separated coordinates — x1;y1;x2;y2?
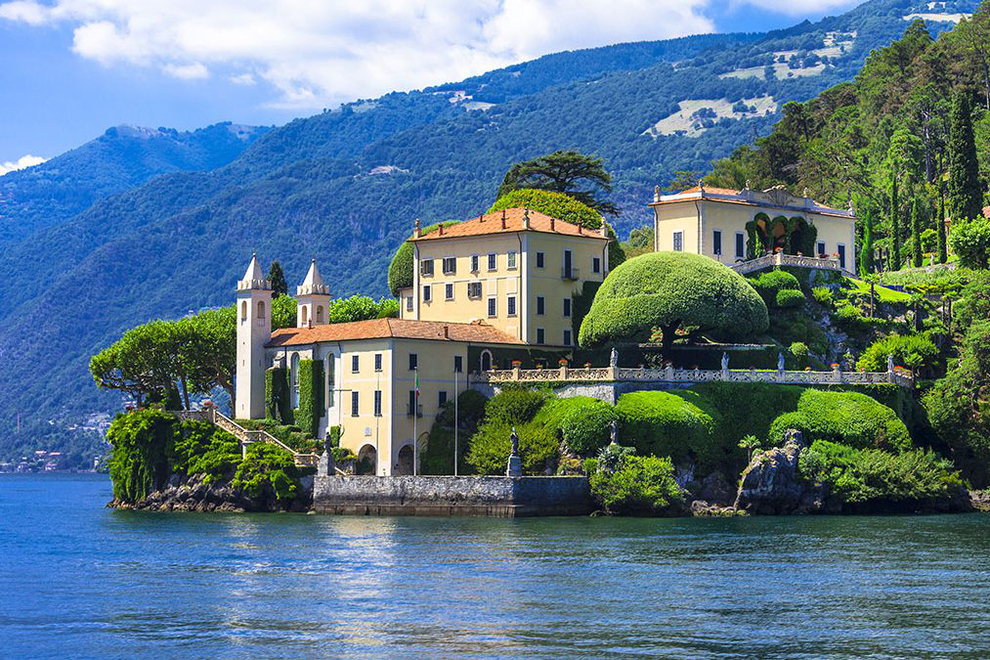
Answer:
501;209;507;229
522;208;530;229
550;216;555;231
578;223;582;234
439;223;444;235
443;325;449;339
413;218;421;238
599;222;608;238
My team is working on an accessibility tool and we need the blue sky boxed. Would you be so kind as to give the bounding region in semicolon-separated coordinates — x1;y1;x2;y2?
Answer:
0;0;862;170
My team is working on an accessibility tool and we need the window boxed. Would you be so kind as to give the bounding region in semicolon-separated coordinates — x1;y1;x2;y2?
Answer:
454;355;463;373
291;353;300;408
471;254;479;272
536;296;545;315
374;390;382;417
563;297;572;317
507;295;517;317
438;391;448;407
480;350;493;371
316;305;324;324
442;257;456;275
240;301;247;321
817;241;826;256
351;391;359;417
563;329;573;346
592;256;601;274
445;283;454;300
488;297;497;317
536;327;545;344
407;390;418;417
713;230;722;256
468;282;482;298
326;356;334;408
409;353;418;370
536;251;545;268
374;353;382;372
420;259;434;276
406;296;413;312
563;249;573;279
487;253;497;271
673;231;683;252
351;355;359;373
300;306;308;327
735;232;745;259
507;251;517;269
257;300;265;319
423;285;432;302
837;244;846;270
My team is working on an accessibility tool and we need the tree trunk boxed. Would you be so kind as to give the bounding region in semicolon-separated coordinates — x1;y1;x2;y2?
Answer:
180;376;190;411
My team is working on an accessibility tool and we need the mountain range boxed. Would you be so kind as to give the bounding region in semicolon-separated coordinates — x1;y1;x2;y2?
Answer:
0;0;978;464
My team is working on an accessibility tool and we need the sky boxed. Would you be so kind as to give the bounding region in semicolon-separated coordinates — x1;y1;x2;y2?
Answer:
0;0;863;170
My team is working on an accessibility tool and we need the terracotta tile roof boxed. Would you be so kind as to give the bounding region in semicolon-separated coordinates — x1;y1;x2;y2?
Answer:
408;207;609;242
266;318;525;348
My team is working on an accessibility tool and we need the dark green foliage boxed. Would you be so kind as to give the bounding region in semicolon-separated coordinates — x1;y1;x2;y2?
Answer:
265;368;293;424
386;220;461;296
856;334;939;374
232;443;302;501
911;199;924;268
579;252;768;348
860;210;874;275
267;261;288;297
328;295;400;323
488;188;604;228
467;396;578;475
422;390;489;475
496;150;617;215
938;193;948;264
768;389;911;452
172;421;241;483
748;269;802;307
799;440;965;510
106;408;178;502
294;359;324;438
949;218;990;268
560;398;618;456
948;91;982;223
482;387;550;426
890;176;901;270
688;382;804;458
776;288;806;308
588;454;685;515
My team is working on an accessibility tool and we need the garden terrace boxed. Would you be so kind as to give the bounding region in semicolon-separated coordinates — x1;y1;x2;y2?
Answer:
731;252;842;275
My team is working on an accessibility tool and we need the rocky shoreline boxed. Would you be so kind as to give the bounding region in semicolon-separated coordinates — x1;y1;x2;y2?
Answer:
109;473;313;513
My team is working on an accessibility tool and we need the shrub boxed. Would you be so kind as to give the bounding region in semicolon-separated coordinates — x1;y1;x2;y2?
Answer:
265;367;292;424
811;286;833;306
422;390;489;475
483;386;549;425
856;334;939;374
790;341;810;368
688;382;803;456
768;389;911;452
776;288;805;308
106;408;178;502
172;420;240;482
588;454;685;515
232;443;302;501
799;440;965;510
467;396;576;475
579;252;768;347
748;269;802;307
294;359;324;438
614;390;723;470
949;217;990;269
387;220;461;295
560;399;618;456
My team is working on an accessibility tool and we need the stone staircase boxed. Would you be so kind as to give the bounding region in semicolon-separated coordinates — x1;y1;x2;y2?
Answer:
174;407;319;468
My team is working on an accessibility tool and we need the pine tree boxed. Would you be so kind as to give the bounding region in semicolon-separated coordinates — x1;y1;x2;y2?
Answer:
948;92;982;222
911;198;923;267
267;261;288;297
890;176;901;270
938;190;948;264
859;210;874;275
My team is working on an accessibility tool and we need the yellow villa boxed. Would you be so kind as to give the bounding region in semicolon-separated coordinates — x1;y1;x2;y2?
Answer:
235;207;609;476
651;183;857;273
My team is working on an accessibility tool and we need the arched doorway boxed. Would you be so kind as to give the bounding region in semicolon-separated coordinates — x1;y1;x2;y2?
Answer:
480;349;493;372
396;445;414;475
357;444;377;475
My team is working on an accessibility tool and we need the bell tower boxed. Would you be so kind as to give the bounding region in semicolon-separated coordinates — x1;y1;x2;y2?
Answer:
235;254;272;419
296;259;331;327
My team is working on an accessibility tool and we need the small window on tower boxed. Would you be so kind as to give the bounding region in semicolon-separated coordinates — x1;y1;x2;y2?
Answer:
241;301;247;321
316;306;324;323
257;300;265;319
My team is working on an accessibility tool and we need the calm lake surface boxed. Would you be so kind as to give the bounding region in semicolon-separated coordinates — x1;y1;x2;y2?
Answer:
3;474;990;658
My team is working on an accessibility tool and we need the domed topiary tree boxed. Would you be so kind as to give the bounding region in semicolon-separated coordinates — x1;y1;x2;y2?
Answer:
488;188;625;270
387;220;461;296
578;251;768;349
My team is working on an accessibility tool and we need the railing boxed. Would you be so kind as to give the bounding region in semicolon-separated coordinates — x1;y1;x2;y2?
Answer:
561;267;581;281
474;364;913;389
173;407;319;467
731;253;842;275
406;404;424;418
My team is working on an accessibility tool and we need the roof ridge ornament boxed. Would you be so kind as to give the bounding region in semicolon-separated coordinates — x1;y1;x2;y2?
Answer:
698;179;705;194
413;218;421;238
522;207;530;229
501;209;507;229
653;185;660;203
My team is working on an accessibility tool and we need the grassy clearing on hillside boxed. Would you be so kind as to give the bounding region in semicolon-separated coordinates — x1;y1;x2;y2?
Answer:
847;278;912;302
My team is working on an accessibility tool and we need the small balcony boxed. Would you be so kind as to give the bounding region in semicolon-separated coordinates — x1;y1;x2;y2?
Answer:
406;404;424;418
561;267;581;281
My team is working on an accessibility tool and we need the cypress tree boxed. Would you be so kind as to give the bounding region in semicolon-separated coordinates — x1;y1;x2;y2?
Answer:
890;176;901;270
267;261;288;297
911;198;923;267
938;190;948;264
948;92;982;222
859;210;874;275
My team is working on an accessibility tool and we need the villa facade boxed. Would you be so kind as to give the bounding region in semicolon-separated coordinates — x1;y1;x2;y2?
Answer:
651;183;857;273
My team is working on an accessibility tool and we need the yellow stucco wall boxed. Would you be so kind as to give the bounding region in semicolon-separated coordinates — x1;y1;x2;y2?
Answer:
654;202;701;253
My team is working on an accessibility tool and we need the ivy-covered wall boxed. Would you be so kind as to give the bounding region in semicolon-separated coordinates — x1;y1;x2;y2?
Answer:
294;359;325;438
265;367;293;424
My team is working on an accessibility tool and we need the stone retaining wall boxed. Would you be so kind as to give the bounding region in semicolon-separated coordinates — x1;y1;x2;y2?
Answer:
313;475;591;517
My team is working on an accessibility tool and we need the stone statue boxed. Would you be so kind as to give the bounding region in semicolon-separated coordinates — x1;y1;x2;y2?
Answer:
506;427;523;477
887;354;895;373
510;427;519;456
721;352;729;371
778;352;786;372
317;436;336;477
609;419;619;446
610;347;619;369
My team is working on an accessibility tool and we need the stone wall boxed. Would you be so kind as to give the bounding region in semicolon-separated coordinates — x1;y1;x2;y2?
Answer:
313;475;591;517
472;381;689;403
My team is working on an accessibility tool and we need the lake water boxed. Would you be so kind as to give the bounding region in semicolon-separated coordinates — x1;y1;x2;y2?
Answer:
3;474;990;658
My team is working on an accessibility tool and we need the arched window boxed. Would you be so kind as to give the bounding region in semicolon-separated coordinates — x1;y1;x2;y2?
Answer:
326;355;335;408
291;353;300;408
480;350;493;372
316;305;324;324
257;300;266;320
241;301;247;322
301;305;309;327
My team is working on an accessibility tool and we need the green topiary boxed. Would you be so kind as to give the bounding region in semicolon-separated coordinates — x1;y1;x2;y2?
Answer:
588;454;685;515
578;251;768;348
560;398;618;456
768;389;911;452
387;220;461;296
265;367;293;424
856;334;939;374
614;390;724;470
748;269;801;307
775;288;805;308
294;359;324;438
482;386;549;426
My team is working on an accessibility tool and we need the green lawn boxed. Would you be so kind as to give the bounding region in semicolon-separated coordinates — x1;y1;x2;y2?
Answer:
847;278;912;303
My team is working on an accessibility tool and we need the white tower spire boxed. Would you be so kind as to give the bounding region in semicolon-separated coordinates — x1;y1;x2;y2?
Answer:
296;258;331;328
235;254;272;419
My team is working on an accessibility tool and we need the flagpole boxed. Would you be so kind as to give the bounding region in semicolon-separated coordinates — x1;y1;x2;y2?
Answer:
454;363;459;476
413;366;419;476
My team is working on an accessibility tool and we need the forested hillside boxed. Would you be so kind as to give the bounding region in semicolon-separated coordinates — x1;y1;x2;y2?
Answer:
0;0;976;465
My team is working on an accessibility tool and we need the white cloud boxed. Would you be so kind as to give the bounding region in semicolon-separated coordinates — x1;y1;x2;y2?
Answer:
732;0;859;16
0;154;47;176
0;0;716;109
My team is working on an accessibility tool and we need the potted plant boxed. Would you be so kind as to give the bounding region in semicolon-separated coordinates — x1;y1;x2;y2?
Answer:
558;358;569;367
510;359;522;368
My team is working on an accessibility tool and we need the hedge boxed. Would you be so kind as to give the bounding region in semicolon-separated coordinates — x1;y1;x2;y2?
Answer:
265;367;293;424
748;269;801;308
560;398;618;456
614;390;724;471
294;359;324;438
588;454;685;515
579;251;768;347
689;382;803;452
775;288;806;309
856;334;939;374
232;443;302;501
768;389;911;452
387;219;462;295
422;390;489;475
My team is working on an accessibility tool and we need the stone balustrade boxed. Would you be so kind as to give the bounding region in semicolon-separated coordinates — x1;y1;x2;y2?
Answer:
173;407;319;467
731;252;842;275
